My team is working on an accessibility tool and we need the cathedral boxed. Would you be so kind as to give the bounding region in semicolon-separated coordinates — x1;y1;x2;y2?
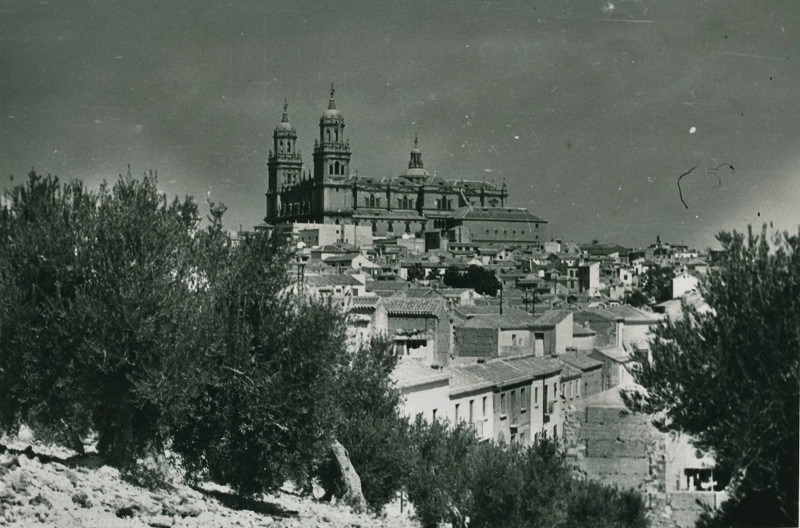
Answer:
266;85;548;246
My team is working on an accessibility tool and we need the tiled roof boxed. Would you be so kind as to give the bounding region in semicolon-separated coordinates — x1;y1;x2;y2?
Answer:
559;353;603;371
460;313;537;330
531;310;572;328
304;274;364;288
451;355;564;396
453;305;530;319
323;255;356;263
390;357;450;388
560;364;582;380
594;346;632;363
572;322;596;337
391;288;443;299
452;206;546;223
383;297;446;316
605;305;660;324
353;208;425;221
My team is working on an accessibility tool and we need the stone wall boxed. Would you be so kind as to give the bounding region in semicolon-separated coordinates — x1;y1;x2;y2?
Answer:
564;391;719;528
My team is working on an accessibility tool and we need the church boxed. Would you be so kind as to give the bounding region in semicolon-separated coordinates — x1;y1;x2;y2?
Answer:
265;85;548;247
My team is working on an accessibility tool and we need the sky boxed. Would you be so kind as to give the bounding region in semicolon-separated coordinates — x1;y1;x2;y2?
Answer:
1;0;798;249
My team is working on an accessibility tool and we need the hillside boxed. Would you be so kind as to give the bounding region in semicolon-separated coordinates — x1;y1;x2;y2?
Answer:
0;431;418;528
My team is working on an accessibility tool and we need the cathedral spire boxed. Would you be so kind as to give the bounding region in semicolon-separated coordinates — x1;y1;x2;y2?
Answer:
281;98;290;123
328;83;336;110
409;134;424;169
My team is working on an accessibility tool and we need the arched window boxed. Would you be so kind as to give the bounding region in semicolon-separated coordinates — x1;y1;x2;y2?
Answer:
364;197;370;207
287;142;291;153
376;197;381;207
335;218;340;225
405;221;411;233
329;164;333;175
326;129;331;142
335;129;339;141
335;161;340;175
388;222;393;232
397;198;402;208
409;199;414;209
371;221;377;233
368;194;376;208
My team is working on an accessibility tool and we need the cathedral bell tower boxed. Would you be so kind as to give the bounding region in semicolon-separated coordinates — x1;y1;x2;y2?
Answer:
266;100;303;222
313;84;351;181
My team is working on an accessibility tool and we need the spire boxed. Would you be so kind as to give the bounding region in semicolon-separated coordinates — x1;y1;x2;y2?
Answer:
408;134;424;169
328;83;336;110
281;99;290;123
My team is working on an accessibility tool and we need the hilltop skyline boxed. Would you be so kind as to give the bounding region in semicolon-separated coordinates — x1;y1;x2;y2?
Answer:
1;0;798;248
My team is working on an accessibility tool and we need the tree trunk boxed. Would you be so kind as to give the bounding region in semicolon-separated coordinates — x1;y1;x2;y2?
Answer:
330;438;367;513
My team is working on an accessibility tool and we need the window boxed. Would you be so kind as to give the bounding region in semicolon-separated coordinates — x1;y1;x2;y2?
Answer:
432;409;437;422
534;386;539;405
510;390;516;413
511;333;517;346
388;222;393;232
500;393;507;415
405;221;411;233
482;396;487;417
521;387;527;411
469;400;474;423
455;403;460;423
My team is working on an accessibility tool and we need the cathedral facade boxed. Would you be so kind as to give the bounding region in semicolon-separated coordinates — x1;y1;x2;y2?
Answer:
266;86;547;246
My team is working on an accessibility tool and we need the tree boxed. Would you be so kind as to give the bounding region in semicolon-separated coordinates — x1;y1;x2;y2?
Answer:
317;336;411;511
407;262;425;282
0;170;202;465
638;266;673;303
623;226;800;527
442;264;501;296
168;227;351;495
626;289;651;308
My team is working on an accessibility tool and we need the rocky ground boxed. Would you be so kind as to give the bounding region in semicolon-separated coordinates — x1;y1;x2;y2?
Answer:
0;431;419;528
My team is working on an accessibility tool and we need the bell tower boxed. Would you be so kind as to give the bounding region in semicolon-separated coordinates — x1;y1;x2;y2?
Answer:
313;83;351;181
266;100;303;222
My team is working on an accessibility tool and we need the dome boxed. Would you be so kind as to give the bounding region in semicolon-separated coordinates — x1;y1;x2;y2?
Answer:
401;167;429;180
274;120;295;133
322;107;341;119
275;100;295;133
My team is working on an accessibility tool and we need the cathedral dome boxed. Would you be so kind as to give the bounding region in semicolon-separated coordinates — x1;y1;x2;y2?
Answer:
274;100;295;134
322;83;342;120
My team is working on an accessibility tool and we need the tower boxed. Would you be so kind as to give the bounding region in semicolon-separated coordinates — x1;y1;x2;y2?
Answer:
266;100;303;222
313;84;351;181
400;133;429;184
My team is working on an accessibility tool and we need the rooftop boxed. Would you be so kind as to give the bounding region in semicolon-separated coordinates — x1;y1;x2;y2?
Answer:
390;357;450;388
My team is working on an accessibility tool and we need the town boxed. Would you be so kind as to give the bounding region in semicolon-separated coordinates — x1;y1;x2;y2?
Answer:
234;87;724;527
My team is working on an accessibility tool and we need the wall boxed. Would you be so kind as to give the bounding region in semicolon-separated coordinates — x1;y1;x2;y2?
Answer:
400;379;451;424
454;327;498;359
450;389;494;441
553;313;574;355
498;328;534;357
564;396;722;528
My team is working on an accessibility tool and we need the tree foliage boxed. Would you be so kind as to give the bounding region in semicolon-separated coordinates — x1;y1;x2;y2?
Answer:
317;336;411;511
638;266;673;303
0;170;201;464
407;263;425;282
623;226;800;527
442;264;501;296
167;227;350;495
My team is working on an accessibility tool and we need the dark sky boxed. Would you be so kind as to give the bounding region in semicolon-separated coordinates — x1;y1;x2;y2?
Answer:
1;0;798;248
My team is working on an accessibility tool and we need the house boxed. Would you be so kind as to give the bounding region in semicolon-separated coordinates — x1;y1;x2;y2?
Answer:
454;355;565;444
589;346;636;390
672;270;700;299
529;310;574;356
438;287;481;306
301;273;367;297
453;313;539;363
384;296;452;367
449;368;495;441
558;350;604;397
572;322;597;351
391;357;451;423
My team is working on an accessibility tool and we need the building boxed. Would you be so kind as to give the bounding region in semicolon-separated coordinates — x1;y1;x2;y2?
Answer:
265;86;547;246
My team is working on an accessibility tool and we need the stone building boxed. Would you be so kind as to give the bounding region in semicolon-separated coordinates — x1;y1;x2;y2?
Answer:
265;86;547;246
